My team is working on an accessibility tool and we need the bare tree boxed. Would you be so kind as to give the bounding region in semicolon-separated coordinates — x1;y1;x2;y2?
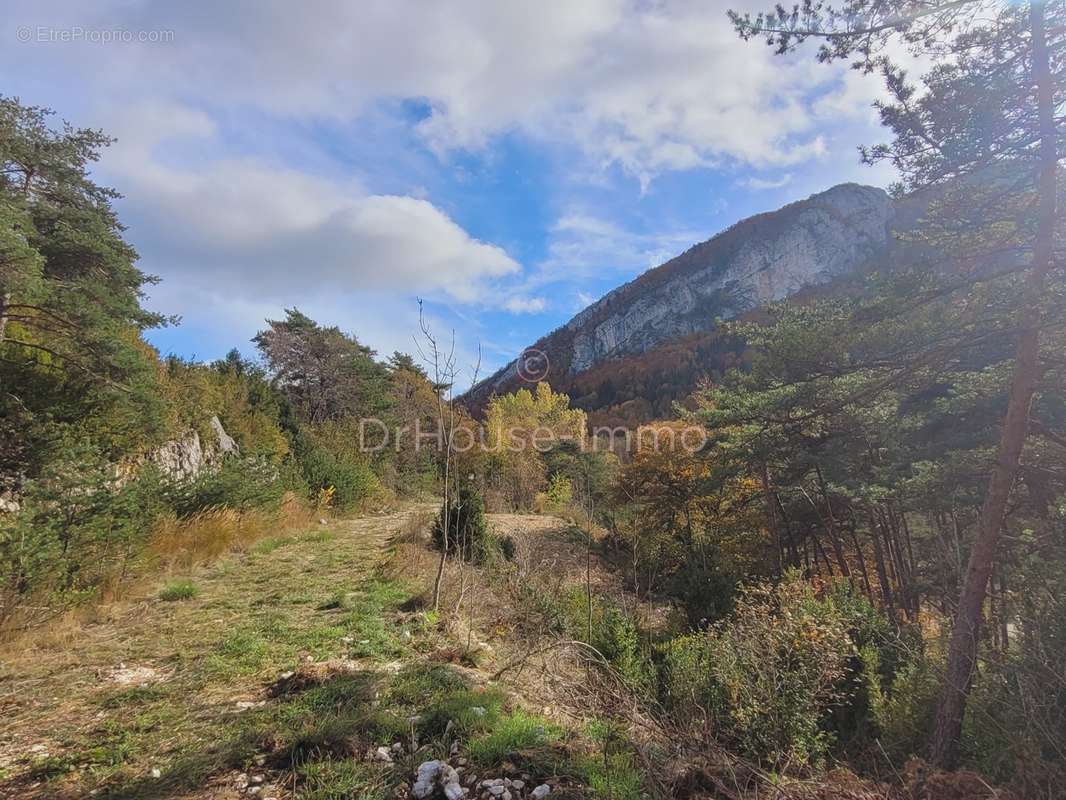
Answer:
414;301;480;612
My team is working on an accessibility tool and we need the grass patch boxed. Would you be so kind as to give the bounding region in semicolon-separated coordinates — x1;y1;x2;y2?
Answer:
253;536;295;555
297;757;390;800
300;529;335;544
385;663;507;740
205;628;270;677
579;753;644;800
466;710;564;768
98;684;172;709
159;579;198;601
343;579;417;660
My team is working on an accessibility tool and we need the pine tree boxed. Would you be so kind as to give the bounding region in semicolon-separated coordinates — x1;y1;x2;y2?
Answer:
730;0;1064;767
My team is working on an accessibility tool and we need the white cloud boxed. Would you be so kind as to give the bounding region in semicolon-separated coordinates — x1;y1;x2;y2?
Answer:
101;102;520;308
4;0;885;184
533;212;704;289
742;174;793;190
502;297;548;314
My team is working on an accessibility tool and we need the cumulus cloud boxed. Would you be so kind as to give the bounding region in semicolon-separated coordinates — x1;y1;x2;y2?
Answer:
502;297;548;314
101;103;520;307
1;0;900;363
4;0;882;183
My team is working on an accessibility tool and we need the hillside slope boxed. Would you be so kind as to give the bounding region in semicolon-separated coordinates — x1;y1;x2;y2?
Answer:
467;183;900;415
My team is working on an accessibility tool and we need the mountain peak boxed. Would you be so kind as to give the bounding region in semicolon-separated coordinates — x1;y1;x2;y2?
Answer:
468;182;895;406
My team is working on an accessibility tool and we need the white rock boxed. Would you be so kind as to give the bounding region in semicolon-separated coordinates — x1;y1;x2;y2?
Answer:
488;786;506;797
374;746;394;762
150;768;161;778
444;781;467;800
413;760;445;800
511;781;524;790
531;785;551;800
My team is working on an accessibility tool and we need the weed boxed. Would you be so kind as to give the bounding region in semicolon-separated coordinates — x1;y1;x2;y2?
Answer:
298;757;391;800
159;579;199;601
466;710;564;768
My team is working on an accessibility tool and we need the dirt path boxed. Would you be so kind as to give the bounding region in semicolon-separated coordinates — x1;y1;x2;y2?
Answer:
0;504;432;799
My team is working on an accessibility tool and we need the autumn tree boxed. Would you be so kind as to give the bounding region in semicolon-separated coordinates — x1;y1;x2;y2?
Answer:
616;421;769;622
482;382;587;510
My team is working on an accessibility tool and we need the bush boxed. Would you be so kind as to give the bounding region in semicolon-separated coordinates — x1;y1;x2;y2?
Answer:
163;458;284;518
432;488;490;562
536;474;573;513
660;573;860;768
159;579;198;601
292;432;381;512
559;590;655;696
0;449;166;624
594;605;656;696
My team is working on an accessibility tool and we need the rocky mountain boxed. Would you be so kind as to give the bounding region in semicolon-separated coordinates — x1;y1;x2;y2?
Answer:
466;183;904;416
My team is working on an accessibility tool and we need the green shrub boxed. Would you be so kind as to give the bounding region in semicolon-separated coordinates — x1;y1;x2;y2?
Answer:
559;590;655;696
0;449;167;623
293;432;381;511
432;488;490;562
594;606;656;696
874;656;940;762
667;561;738;628
660;573;857;768
163;458;284;518
159;579;198;601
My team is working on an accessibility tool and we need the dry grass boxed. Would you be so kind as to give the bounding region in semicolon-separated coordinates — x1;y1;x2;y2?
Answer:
0;493;316;645
150;491;314;572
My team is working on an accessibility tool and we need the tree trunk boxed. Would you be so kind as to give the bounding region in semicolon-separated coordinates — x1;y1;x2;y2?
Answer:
814;466;851;578
0;290;9;345
760;462;784;576
930;0;1057;769
868;504;898;624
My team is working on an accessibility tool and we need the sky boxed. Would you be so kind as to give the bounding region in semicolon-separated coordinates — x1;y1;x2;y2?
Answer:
4;0;899;382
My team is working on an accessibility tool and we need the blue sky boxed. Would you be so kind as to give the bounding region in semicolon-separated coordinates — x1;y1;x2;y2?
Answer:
5;0;897;383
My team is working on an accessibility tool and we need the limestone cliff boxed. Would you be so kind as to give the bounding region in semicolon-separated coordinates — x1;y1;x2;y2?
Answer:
467;183;898;408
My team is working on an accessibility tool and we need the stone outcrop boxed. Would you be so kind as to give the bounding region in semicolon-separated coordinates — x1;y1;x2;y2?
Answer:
149;415;240;482
467;183;898;407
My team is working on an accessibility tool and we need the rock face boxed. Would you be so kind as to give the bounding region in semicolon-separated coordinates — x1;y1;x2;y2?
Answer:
149;415;239;482
467;183;897;406
566;183;893;373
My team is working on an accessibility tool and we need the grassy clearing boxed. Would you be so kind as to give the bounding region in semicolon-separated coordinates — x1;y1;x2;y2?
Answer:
0;508;424;799
1;504;652;800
